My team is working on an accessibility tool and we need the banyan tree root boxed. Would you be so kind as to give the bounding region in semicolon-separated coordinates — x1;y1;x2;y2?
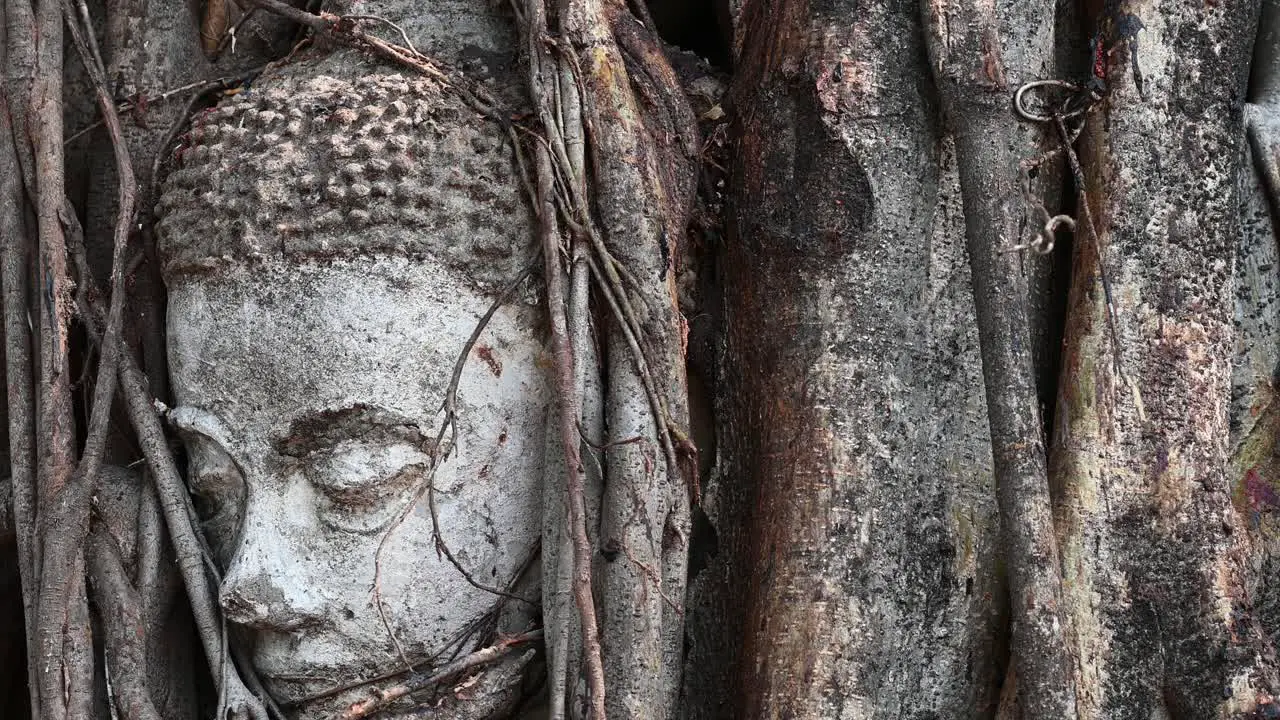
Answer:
518;1;698;716
87;524;164;720
920;1;1078;717
0;30;41;720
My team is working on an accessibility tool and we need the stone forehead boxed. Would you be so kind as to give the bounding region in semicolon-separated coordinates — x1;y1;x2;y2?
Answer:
156;70;533;287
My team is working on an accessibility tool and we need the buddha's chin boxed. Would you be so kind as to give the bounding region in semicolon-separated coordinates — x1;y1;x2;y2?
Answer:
244;623;461;710
250;640;411;710
264;671;421;718
255;658;388;708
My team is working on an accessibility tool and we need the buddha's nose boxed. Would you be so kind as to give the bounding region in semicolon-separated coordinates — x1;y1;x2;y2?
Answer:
220;536;324;631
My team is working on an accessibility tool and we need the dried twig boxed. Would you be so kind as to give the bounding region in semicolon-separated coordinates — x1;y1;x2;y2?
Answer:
342;14;418;55
1012;81;1124;379
424;265;539;603
293;542;540;708
371;265;537;670
241;0;502;121
64;71;262;145
340;630;543;720
1052;113;1124;382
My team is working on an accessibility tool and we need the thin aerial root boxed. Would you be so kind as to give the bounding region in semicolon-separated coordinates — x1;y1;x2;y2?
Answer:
340;630;543;720
1012;79;1126;380
519;6;608;715
371;265;537;672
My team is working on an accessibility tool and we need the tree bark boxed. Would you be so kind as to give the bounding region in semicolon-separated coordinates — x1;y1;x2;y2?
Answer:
1051;1;1280;716
0;7;40;713
19;0;96;715
5;1;1280;718
1241;0;1280;667
920;1;1076;716
87;523;163;720
706;0;1007;716
557;2;698;717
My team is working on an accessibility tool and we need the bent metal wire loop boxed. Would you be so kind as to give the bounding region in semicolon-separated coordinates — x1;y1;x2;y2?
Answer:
1007;79;1097;255
1013;79;1098;124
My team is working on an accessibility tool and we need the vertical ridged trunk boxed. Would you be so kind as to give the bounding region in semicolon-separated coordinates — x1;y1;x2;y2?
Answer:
920;1;1076;715
1051;1;1280;716
1239;0;1280;667
698;0;1007;716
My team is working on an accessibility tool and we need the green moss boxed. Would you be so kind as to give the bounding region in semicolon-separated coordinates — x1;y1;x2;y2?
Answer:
1231;384;1279;514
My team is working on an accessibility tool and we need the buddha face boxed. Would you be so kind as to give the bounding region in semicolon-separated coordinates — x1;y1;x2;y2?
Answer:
166;255;548;708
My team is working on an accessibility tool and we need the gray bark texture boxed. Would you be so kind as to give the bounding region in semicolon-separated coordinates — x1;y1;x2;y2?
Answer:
1047;1;1280;717
1;0;1279;718
921;0;1076;715
684;0;1005;717
1245;0;1280;684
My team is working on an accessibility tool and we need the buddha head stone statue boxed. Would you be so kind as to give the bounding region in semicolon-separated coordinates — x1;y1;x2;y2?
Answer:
154;17;548;714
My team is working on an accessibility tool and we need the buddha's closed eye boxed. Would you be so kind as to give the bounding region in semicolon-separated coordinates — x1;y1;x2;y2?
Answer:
304;441;429;534
172;404;436;539
276;404;435;533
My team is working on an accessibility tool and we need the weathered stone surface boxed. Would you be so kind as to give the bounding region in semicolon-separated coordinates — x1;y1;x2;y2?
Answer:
157;69;529;291
155;10;547;714
162;254;547;714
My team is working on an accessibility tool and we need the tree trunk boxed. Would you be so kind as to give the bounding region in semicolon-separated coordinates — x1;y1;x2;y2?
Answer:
2;0;1279;718
1050;1;1280;716
700;0;1007;716
1243;0;1280;678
